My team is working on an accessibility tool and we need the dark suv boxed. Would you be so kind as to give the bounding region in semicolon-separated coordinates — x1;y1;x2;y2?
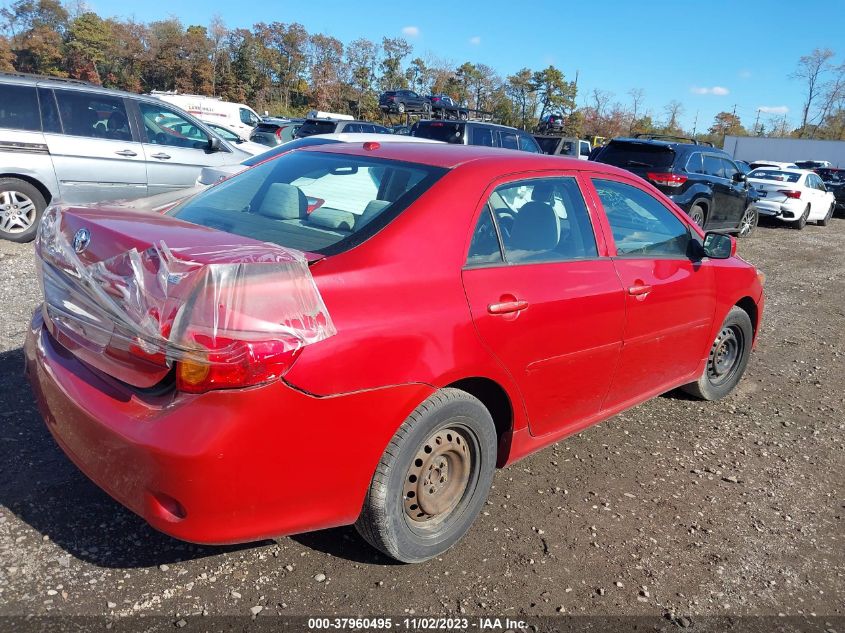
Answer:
295;118;391;138
379;90;431;115
817;168;845;211
592;134;757;236
537;113;564;134
428;94;468;120
411;120;541;153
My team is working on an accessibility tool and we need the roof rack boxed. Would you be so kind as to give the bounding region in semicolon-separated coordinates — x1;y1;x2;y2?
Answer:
0;71;92;86
632;133;712;146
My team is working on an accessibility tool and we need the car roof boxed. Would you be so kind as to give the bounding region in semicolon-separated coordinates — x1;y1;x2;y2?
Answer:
297;142;635;173
312;133;442;144
415;119;520;132
608;136;722;152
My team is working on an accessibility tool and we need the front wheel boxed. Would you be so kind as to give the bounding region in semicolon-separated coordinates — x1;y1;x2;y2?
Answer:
0;178;47;243
737;205;758;238
355;388;497;563
818;203;834;227
681;306;753;401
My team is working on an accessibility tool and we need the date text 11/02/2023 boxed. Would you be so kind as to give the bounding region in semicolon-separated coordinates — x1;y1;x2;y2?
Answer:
306;617;529;630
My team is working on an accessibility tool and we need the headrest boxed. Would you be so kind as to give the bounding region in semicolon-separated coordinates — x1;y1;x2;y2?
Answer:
257;183;307;220
531;182;555;203
509;201;559;252
356;199;391;228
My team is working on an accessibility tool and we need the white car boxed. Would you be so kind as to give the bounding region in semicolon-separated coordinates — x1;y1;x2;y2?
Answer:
749;160;799;171
747;168;836;229
197;133;444;186
150;91;262;135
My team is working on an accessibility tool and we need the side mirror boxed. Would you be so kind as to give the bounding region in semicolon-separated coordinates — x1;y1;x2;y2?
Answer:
732;172;747;183
208;136;221;152
703;232;735;259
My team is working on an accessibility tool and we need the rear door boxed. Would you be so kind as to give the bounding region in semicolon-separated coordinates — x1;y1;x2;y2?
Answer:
461;173;625;436
47;88;147;203
701;153;734;228
587;176;717;408
133;100;237;195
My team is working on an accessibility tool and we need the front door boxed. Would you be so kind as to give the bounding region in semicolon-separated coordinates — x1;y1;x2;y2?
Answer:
134;101;235;196
587;176;717;409
461;174;626;436
47;88;147;203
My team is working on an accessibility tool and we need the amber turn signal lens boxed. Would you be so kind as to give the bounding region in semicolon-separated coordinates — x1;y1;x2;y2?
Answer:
177;360;211;386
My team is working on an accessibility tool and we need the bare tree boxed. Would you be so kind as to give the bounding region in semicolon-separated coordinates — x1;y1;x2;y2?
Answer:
591;88;613;119
628;88;644;132
664;99;684;133
791;48;835;137
208;15;227;95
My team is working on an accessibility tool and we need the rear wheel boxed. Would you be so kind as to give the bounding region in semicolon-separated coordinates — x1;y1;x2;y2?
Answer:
459;111;468;121
793;204;810;230
0;178;47;243
737;205;758;238
818;203;834;226
397;102;406;114
355;388;497;563
688;203;707;228
681;306;753;401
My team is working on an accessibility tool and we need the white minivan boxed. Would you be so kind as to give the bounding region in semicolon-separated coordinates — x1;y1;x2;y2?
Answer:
150;91;262;135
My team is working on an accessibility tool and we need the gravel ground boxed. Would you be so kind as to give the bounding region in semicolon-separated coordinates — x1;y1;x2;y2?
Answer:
0;216;842;628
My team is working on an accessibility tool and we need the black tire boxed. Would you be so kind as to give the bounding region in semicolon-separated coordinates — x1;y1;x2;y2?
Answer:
459;111;468;121
793;204;809;230
397;102;406;114
681;306;753;401
355;388;497;563
0;177;47;243
737;205;758;238
818;203;834;227
688;203;707;228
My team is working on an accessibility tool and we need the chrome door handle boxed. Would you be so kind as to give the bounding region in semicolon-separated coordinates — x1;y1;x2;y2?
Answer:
488;300;529;315
115;149;137;157
151;153;171;160
628;284;652;297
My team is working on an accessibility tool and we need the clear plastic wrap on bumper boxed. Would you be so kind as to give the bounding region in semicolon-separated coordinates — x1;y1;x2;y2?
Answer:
34;205;336;387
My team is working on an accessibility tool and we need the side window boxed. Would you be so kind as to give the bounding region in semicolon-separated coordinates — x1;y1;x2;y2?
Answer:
498;131;519;150
239;108;257;126
38;88;62;134
55;89;131;140
520;133;541;153
686;152;702;173
488;177;598;264
703;154;725;178
470;126;494;147
593;179;691;258
721;158;739;180
139;102;210;149
580;141;591;156
466;205;504;266
0;84;41;131
344;123;361;133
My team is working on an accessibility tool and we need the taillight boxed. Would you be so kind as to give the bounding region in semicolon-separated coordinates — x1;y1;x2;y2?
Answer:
647;172;688;187
176;333;302;394
275;126;287;139
778;189;801;199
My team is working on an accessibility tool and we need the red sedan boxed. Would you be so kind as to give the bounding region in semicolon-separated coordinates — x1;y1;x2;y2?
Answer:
25;143;764;563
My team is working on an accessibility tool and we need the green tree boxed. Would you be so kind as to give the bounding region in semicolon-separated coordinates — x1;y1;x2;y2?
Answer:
507;68;535;130
531;65;577;124
708;111;746;137
380;37;412;90
346;37;377;118
65;12;111;83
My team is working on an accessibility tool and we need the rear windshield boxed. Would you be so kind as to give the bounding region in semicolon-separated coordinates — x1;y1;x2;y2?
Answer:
254;122;283;132
297;120;338;137
169;151;446;255
534;137;561;154
413;121;464;143
748;169;800;183
596;141;675;170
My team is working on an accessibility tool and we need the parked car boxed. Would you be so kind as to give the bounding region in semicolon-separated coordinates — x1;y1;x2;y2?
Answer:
536;113;565;134
411;120;542;153
534;135;591;159
379;90;431;115
794;160;833;170
249;118;303;147
749;160;798;171
196;133;443;186
391;124;412;135
735;160;752;175
296;118;392;138
816;167;845;211
150;91;262;135
204;122;269;156
746;168;836;228
428;94;468;120
27;144;764;563
593;135;758;237
0;72;253;242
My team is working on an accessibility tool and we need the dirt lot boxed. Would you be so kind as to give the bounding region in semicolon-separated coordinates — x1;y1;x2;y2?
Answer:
0;215;843;630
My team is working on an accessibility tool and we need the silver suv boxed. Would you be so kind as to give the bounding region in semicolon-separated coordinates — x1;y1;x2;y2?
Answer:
0;72;252;242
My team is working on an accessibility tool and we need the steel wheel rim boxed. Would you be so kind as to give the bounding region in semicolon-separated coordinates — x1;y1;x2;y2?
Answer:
0;190;37;234
739;207;755;236
707;325;744;386
403;425;475;531
690;207;704;227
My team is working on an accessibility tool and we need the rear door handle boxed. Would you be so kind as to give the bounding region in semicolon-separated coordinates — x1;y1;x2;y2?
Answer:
488;300;529;315
628;284;652;297
151;152;171;160
115;149;137;157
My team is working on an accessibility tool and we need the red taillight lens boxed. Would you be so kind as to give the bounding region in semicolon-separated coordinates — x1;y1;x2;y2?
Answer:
778;189;801;199
275;126;284;139
176;334;301;394
647;172;688;187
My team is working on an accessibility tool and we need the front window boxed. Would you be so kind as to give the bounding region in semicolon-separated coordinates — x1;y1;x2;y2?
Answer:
239;108;260;126
169;151;446;255
139;102;210;148
593;179;691;258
